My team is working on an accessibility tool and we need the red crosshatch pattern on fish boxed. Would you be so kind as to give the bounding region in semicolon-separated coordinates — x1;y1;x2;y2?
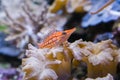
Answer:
38;28;76;48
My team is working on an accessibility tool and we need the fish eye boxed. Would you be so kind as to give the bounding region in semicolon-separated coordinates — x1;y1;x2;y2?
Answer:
62;31;67;35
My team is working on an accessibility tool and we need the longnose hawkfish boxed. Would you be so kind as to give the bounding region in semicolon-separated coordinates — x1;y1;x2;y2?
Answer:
38;27;76;48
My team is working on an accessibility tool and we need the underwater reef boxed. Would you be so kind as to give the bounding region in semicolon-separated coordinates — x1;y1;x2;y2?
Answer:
0;0;120;80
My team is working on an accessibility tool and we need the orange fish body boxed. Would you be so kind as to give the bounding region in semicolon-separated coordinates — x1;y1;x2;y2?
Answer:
38;27;76;48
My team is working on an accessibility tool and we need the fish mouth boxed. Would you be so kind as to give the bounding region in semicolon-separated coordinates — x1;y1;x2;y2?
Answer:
64;27;76;39
65;27;76;35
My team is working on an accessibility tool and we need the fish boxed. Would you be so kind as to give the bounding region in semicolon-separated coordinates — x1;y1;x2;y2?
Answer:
38;27;76;48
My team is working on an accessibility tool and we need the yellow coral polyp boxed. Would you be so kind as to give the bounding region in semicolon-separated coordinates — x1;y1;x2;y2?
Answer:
49;0;67;13
49;0;90;13
69;39;119;78
22;39;120;80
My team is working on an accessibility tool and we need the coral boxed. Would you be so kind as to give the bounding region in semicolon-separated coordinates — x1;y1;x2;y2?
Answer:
66;0;91;13
22;44;61;80
49;0;67;13
0;0;67;49
112;18;120;47
85;74;113;80
93;32;114;43
82;0;120;27
22;39;120;80
49;0;91;13
22;43;73;80
0;32;21;57
69;39;120;78
0;0;24;20
0;68;23;80
49;0;120;27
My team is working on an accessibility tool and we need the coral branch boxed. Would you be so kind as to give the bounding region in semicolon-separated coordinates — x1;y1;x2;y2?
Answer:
91;0;114;14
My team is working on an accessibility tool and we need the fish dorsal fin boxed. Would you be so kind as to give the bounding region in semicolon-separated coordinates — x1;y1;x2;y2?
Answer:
43;23;58;40
44;30;57;41
41;27;58;43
